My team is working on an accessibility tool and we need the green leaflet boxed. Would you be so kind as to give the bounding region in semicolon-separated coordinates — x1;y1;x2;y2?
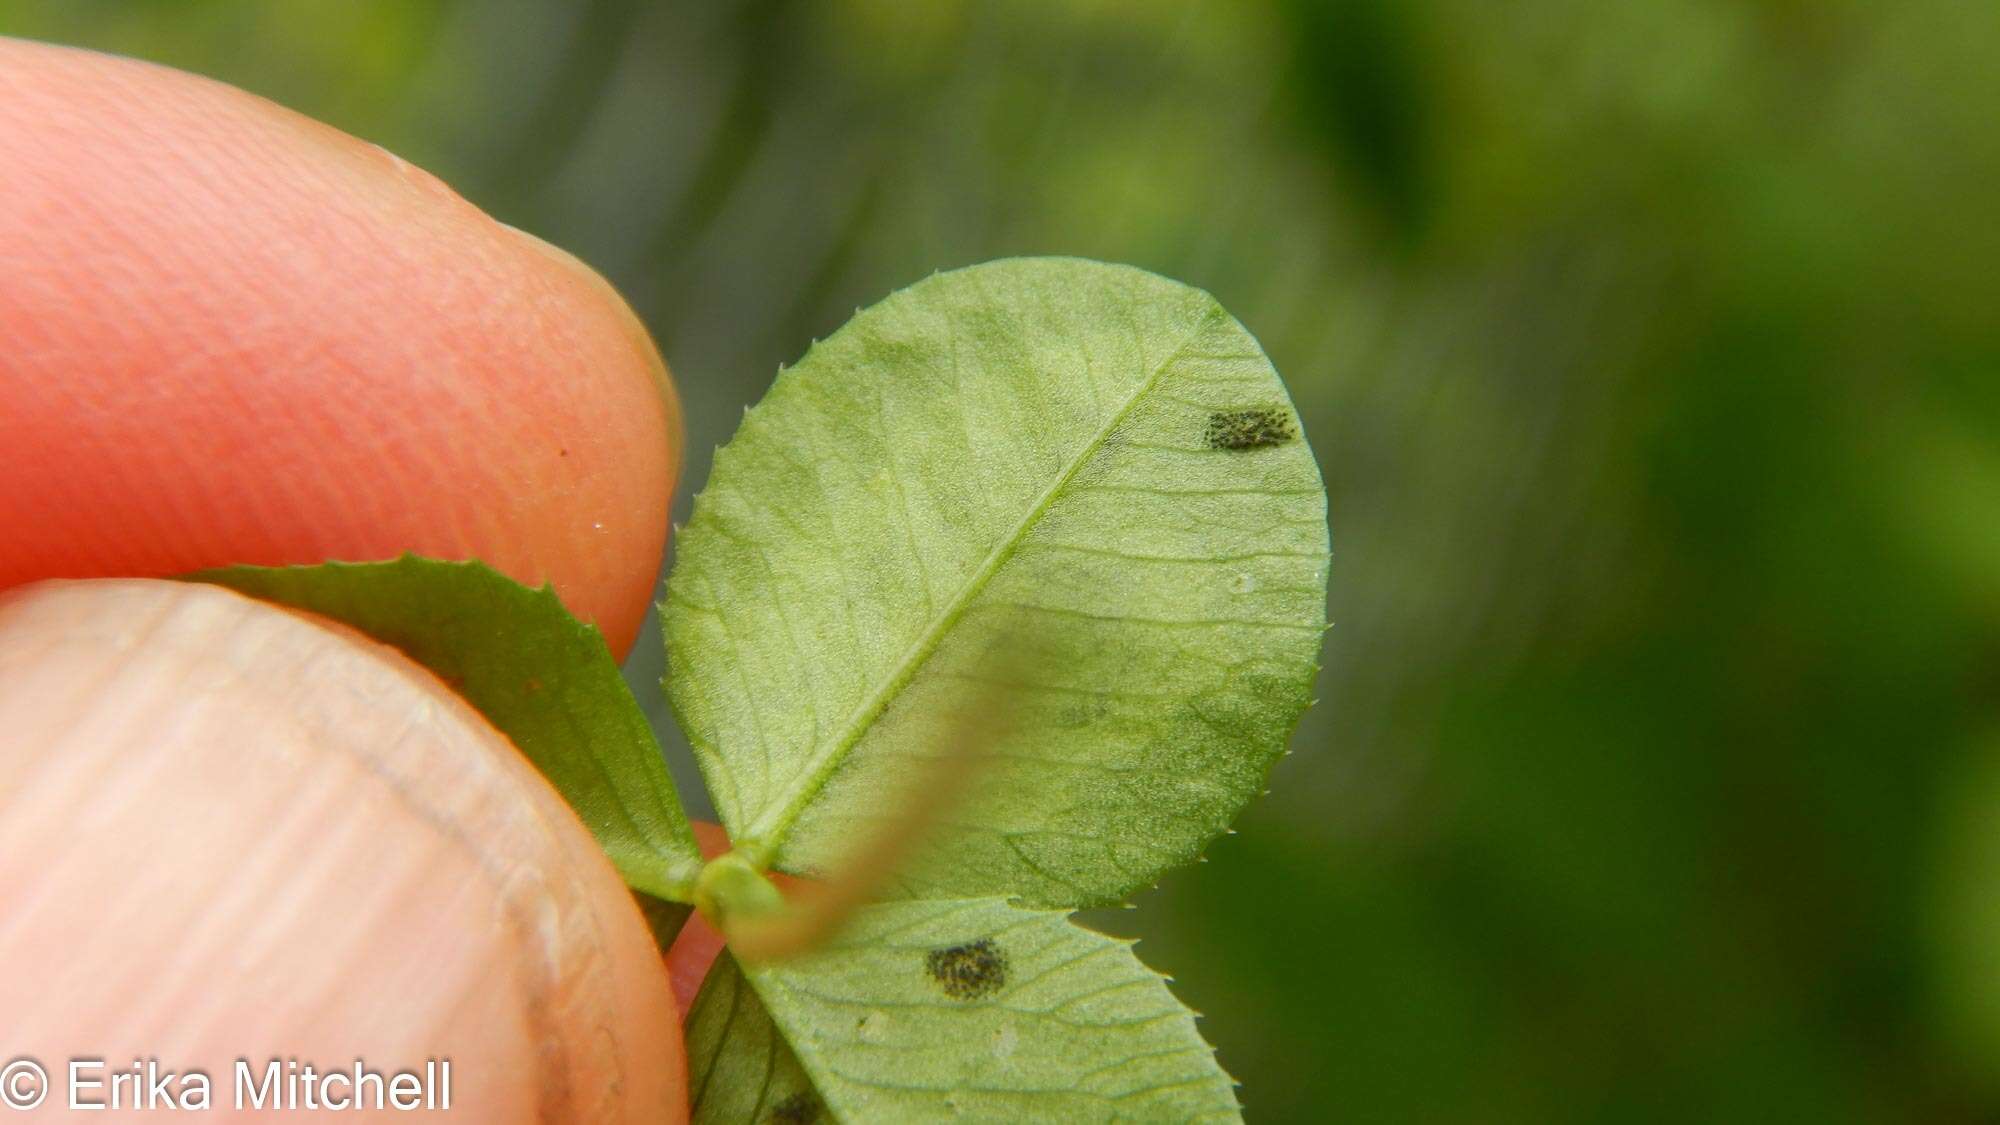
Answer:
664;257;1329;907
194;556;704;907
686;954;821;1124
692;899;1240;1124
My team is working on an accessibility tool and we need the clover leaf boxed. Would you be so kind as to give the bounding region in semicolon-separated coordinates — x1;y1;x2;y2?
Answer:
664;258;1328;910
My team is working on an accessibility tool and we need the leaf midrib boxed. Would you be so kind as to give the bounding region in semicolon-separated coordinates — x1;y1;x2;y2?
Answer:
738;303;1223;862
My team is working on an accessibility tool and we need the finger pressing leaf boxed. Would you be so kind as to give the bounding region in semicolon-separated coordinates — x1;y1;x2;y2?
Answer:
195;555;704;907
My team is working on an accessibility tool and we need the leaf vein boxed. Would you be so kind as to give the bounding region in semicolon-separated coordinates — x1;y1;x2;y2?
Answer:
744;302;1230;856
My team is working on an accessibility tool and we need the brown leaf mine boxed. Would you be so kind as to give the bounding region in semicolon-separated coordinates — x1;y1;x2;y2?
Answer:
926;938;1008;1000
1205;407;1297;450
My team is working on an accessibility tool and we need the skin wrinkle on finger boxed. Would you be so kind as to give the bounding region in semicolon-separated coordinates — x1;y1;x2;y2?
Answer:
138;761;411;1052
0;580;685;1120
0;668;283;1043
408;873;539;1068
0;592;190;844
298;600;667;1124
105;747;381;1052
1;588;540;1104
162;650;481;1050
279;610;619;1121
0;590;554;1062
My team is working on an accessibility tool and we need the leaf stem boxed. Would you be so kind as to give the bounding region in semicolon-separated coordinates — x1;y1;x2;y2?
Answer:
695;851;786;931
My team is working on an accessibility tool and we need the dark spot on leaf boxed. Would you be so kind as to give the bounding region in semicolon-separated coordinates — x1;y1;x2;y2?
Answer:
770;1092;819;1123
1205;408;1297;450
927;938;1007;1000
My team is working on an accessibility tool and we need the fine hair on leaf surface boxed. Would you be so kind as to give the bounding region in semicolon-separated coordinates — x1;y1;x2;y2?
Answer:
664;256;1329;911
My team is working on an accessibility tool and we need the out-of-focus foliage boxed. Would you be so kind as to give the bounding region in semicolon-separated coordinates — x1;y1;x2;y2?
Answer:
5;1;1994;1119
1934;732;2000;1099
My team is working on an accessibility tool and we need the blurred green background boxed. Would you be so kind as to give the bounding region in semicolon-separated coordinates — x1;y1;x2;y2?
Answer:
7;1;1997;1119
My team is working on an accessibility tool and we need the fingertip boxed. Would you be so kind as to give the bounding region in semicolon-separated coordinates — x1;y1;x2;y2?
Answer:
498;221;685;456
0;37;682;659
